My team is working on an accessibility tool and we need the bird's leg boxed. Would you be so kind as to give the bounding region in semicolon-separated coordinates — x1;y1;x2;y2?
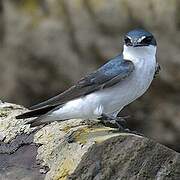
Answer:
99;113;129;131
99;113;143;136
115;115;131;127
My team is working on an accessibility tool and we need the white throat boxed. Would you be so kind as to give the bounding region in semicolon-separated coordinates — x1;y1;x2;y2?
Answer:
123;45;156;63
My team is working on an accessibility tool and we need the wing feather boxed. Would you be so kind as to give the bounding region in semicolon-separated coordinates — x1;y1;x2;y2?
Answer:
15;55;135;121
29;57;134;111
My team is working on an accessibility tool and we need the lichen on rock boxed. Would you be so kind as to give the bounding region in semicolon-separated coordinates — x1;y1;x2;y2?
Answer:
1;102;180;180
34;119;124;180
0;102;32;143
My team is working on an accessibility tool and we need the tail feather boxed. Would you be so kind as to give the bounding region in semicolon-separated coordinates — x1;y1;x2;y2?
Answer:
16;104;65;127
26;115;51;127
16;105;59;119
26;113;65;127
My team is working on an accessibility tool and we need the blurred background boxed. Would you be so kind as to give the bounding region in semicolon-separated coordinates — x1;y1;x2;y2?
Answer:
0;0;179;151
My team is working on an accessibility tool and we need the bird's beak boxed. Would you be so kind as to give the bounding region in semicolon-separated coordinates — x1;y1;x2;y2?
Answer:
132;39;140;47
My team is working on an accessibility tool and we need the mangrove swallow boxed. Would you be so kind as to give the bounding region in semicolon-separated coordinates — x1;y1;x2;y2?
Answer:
16;29;160;130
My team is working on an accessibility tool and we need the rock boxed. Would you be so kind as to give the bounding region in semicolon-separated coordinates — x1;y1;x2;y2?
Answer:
34;120;123;180
0;0;179;151
0;102;32;145
0;102;45;180
0;102;180;180
70;136;180;180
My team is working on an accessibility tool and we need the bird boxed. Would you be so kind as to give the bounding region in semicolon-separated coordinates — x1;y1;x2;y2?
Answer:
16;28;160;131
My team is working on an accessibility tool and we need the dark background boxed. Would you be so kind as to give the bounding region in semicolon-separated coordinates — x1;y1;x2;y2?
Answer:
0;0;179;151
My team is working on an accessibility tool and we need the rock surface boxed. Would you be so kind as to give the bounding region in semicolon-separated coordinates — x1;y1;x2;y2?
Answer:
0;102;180;180
0;102;45;180
0;0;179;151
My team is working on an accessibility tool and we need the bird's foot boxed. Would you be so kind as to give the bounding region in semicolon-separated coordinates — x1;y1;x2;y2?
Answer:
115;115;131;127
99;113;142;136
99;113;127;129
112;121;143;136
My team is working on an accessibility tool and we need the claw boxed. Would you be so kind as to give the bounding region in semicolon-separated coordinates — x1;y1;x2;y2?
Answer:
115;117;127;128
99;113;143;136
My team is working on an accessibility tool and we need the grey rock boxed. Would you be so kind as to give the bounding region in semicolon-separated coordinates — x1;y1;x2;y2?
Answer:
0;102;180;180
0;0;180;152
0;102;44;179
69;135;180;180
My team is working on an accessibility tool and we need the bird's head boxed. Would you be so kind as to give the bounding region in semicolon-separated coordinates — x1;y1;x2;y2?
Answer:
123;29;157;61
124;29;156;47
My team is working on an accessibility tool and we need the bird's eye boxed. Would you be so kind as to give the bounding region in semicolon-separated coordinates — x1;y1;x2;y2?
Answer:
124;37;131;45
141;36;152;44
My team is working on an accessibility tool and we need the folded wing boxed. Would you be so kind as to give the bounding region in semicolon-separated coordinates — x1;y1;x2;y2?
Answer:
16;55;134;119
